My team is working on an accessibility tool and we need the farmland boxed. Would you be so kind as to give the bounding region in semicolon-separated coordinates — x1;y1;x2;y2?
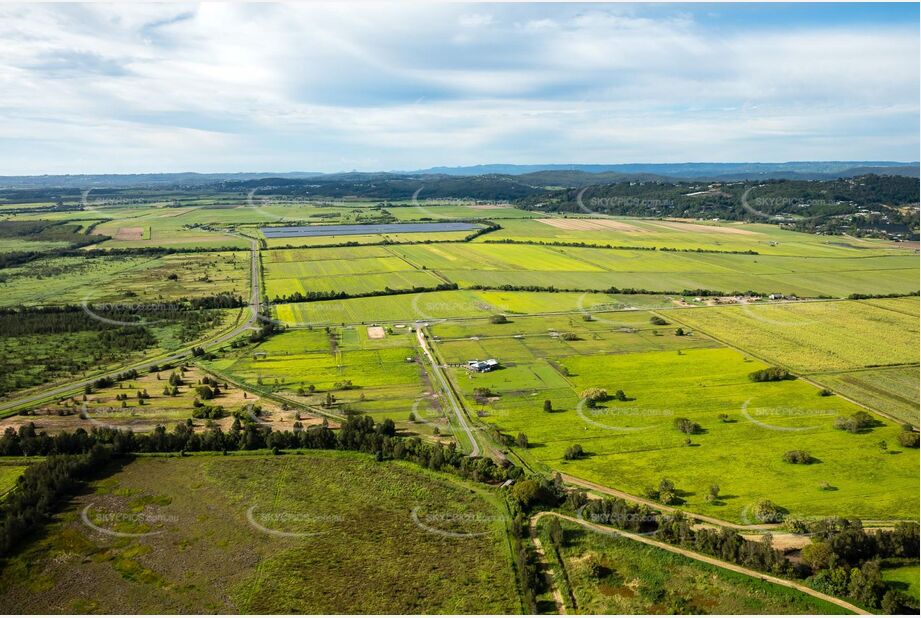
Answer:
438;316;918;522
0;453;520;613
668;298;919;373
203;327;451;434
271;290;655;326
669;298;920;422
0;179;917;616
479;217;914;258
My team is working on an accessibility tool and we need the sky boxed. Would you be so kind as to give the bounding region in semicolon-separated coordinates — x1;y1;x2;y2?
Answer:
0;2;918;175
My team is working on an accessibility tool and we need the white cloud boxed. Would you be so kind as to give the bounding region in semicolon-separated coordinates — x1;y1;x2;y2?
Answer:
0;3;916;173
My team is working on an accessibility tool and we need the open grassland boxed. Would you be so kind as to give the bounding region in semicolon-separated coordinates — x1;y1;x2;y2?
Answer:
0;453;521;614
881;563;920;601
810;367;920;426
0;251;249;307
89;207;250;249
0;238;73;253
204;328;439;432
481;217;913;258
272;290;654;326
446;340;918;522
0;461;27;497
538;519;848;615
668;299;919;372
0;309;241;403
0;364;294;435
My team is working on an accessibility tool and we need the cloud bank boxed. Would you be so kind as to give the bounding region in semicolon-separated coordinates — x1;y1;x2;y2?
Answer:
0;3;917;173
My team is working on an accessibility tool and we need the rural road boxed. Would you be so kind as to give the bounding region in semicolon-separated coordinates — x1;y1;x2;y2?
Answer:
529;519;567;614
560;473;783;532
0;235;262;415
415;326;480;457
530;511;869;615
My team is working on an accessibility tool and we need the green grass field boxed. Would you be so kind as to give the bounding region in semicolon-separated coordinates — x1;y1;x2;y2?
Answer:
0;251;249;307
479;217;912;258
881;562;920;601
386;241;918;297
441;328;918;522
0;452;521;613
538;518;848;614
0;462;27;497
811;367;920;426
204;327;441;431
668;298;919;422
668;299;919;372
272;290;672;326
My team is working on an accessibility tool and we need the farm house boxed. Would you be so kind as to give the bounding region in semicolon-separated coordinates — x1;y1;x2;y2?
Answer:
466;359;500;373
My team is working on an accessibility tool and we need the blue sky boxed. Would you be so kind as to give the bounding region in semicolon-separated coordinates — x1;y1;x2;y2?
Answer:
0;3;917;174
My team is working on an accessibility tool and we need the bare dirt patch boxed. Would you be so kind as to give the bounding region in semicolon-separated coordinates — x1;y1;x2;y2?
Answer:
367;326;386;339
537;218;644;232
645;220;758;236
114;226;145;240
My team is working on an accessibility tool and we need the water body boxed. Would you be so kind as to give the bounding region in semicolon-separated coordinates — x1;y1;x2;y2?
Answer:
261;222;480;238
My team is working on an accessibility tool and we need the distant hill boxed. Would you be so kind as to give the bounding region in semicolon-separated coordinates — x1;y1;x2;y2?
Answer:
412;162;920;180
0;171;326;189
0;162;916;190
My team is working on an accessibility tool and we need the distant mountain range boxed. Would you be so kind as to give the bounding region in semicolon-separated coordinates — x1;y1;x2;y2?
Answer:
0;162;916;189
410;162;920;180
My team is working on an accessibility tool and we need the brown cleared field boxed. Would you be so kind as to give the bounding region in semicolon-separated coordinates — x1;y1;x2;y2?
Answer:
114;226;145;240
537;218;644;232
646;219;758;235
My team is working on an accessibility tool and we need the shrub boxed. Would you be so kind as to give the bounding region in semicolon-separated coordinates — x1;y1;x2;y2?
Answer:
563;444;585;460
897;431;919;448
649;316;669;326
782;450;813;464
748;367;792;382
580;388;608;404
834;411;876;433
752;499;784;523
673;417;702;435
489;314;509;324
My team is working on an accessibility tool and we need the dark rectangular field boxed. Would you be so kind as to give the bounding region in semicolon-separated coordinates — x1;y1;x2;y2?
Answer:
261;222;479;238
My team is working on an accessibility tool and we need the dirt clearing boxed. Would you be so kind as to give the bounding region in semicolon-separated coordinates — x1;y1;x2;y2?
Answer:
537;218;644;232
114;226;145;240
367;326;386;339
645;220;758;236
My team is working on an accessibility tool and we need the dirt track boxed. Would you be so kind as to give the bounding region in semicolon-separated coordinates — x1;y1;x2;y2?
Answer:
530;511;868;615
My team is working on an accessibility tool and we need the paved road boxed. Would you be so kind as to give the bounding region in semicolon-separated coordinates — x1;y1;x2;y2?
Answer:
0;236;262;415
415;326;479;457
531;511;868;615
